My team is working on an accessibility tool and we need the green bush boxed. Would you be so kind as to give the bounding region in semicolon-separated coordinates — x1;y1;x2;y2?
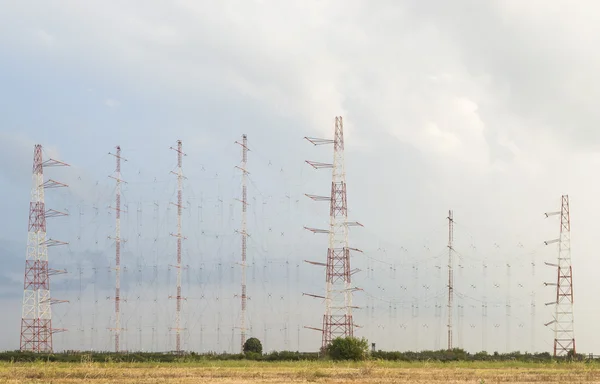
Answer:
243;337;263;355
326;337;369;361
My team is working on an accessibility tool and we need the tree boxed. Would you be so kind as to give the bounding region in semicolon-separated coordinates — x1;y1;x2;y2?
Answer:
326;337;369;361
243;337;263;355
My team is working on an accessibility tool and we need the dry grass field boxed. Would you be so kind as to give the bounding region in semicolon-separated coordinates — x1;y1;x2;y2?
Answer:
1;360;600;383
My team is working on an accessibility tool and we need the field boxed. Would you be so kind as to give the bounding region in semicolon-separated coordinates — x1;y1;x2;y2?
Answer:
1;360;600;383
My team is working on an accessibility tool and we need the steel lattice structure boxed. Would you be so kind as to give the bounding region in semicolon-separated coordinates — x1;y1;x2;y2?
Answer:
20;144;69;352
304;116;362;351
447;210;454;351
169;140;186;353
109;146;126;352
235;134;249;352
544;195;576;357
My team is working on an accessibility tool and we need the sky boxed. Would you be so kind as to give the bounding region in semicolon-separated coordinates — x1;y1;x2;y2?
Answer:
1;0;599;354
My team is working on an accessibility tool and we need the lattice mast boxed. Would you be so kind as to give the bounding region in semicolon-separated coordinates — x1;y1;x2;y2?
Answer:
447;210;454;351
20;144;69;352
169;140;186;353
303;116;363;351
544;195;575;357
235;135;249;352
109;146;126;352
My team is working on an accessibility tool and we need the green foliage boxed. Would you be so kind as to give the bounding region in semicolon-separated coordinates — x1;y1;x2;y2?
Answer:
371;349;555;363
326;337;369;361
0;348;579;363
243;337;263;355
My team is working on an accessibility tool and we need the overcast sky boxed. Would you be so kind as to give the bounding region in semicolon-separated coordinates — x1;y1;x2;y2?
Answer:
1;0;600;354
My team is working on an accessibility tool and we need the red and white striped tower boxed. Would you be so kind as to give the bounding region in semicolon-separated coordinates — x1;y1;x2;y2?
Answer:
235;135;249;352
303;117;363;351
544;195;576;357
169;140;186;353
109;146;126;352
20;144;69;352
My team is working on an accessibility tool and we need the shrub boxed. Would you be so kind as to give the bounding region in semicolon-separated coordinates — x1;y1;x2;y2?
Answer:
243;337;263;355
326;337;369;361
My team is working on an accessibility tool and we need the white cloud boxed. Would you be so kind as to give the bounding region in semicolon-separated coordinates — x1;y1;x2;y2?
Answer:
105;98;121;108
35;29;55;49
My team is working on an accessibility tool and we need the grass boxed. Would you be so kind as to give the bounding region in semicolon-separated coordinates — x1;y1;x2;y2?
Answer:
1;360;600;383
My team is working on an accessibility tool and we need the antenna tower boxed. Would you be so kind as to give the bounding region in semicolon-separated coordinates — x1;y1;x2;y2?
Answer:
303;116;363;351
20;144;69;352
544;195;576;357
447;210;454;351
169;140;186;353
108;146;126;352
235;134;249;352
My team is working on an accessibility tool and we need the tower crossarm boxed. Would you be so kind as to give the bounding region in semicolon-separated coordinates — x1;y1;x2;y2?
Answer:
347;247;363;253
305;160;333;169
169;171;189;180
304;260;327;267
303;293;326;299
48;268;67;276
40;298;68;305
42;239;68;247
303;227;330;234
304;137;334;146
305;194;331;201
42;158;70;168
304;326;324;332
345;221;364;227
42;179;68;189
234;165;250;175
45;209;68;218
545;211;560;217
108;175;127;184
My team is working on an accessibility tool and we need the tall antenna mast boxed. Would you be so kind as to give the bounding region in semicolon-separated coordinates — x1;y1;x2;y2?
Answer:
235;134;249;352
169;140;186;353
303;116;363;351
447;210;454;351
544;195;576;357
20;144;69;352
109;146;126;352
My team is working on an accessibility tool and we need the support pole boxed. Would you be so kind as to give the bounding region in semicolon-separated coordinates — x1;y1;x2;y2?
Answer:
447;210;454;351
109;146;126;352
236;135;249;352
169;140;186;353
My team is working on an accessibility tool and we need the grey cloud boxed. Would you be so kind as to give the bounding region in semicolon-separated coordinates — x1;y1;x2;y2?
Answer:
403;0;600;149
1;0;599;354
0;240;25;299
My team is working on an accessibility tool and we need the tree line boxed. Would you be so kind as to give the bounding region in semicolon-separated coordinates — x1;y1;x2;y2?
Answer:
0;337;583;363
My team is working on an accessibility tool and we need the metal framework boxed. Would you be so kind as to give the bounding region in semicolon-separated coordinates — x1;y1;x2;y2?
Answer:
169;140;186;353
447;210;454;351
303;116;363;351
235;134;249;352
108;146;126;352
544;195;576;357
20;144;69;352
